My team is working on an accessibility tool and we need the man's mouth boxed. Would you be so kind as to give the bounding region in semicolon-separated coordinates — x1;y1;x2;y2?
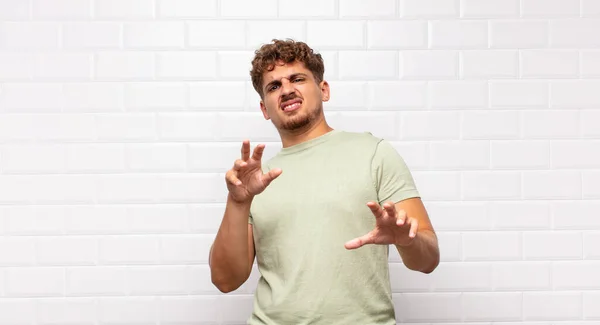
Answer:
281;99;302;112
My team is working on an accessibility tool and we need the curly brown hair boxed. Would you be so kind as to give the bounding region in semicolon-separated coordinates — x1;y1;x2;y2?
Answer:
250;39;325;99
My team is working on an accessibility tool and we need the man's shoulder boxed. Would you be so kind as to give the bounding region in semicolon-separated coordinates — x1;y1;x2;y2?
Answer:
335;129;386;148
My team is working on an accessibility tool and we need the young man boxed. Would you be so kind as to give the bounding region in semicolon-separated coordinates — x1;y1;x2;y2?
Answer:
209;39;440;325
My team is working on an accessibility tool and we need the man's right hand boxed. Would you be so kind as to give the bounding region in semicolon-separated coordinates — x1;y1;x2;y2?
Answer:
225;140;283;204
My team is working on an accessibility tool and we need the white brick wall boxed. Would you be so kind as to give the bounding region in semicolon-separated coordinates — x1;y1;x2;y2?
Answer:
0;0;598;324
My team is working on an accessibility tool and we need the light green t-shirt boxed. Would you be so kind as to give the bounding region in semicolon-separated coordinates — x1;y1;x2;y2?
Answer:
247;129;420;325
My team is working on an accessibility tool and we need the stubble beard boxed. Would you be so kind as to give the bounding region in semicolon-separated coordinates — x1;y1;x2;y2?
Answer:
279;104;322;131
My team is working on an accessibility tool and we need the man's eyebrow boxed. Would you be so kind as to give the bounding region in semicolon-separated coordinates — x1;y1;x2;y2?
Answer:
264;73;309;91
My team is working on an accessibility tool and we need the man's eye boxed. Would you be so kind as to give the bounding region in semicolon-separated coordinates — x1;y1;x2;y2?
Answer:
293;78;304;82
269;85;279;91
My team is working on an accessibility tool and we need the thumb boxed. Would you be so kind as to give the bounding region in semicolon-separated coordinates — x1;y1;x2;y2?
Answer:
344;232;373;250
261;168;282;186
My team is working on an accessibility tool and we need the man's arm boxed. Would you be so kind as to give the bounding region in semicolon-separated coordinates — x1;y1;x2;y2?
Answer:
394;197;439;274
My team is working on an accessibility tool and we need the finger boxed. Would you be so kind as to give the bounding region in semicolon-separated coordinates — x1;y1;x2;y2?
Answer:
383;201;396;219
261;168;282;186
344;233;373;250
241;140;250;161
232;159;247;171
366;201;385;219
252;143;266;162
408;218;418;238
396;209;407;226
225;170;242;186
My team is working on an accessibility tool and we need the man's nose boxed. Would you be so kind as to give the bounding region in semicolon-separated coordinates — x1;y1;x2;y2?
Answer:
280;78;295;95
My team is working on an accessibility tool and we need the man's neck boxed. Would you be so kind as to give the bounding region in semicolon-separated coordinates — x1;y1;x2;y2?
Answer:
280;121;334;148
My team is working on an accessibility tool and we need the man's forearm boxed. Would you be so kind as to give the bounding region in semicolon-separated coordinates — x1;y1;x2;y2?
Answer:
395;230;440;274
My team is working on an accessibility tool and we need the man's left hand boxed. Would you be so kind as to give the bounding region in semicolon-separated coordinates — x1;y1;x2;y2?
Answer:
344;200;418;250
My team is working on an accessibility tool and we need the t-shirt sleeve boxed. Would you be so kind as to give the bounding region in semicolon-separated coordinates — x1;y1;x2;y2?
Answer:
248;212;253;225
371;139;420;205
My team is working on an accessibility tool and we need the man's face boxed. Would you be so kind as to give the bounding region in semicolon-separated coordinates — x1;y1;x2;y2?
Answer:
259;60;329;132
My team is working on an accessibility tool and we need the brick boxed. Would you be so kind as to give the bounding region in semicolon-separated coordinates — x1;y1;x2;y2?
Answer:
0;300;35;324
187;142;282;173
0;237;36;266
462;292;522;321
462;171;521;200
428;81;488;109
1;144;66;174
389;262;432;292
395;293;462;322
217;112;281;141
522;110;580;139
411;171;461;201
461;50;518;79
551;80;600;108
431;262;492;291
368;81;426;109
400;50;459;79
401;0;459;18
0;1;29;19
584;292;600;318
160;235;213;264
554;201;600;230
462;111;520;139
367;21;427;49
307;21;364;49
521;0;580;17
99;297;158;323
126;266;190;295
327;112;398;140
34;53;92;81
340;0;396;18
583;171;600;198
586;232;600;259
93;0;154;19
581;50;600;77
523;292;582;320
37;237;97;266
523;171;582;199
493;262;551;291
190;81;245;109
26;175;96;204
188;21;245;49
460;0;519;18
63;82;124;112
435;232;461;261
0;53;33;80
430;140;489;170
400;111;461;140
67;267;127;296
426;201;489;230
490;20;548;48
3;206;65;235
489;201;551;230
96;174;161;204
219;0;277;17
390;141;429;171
38;298;97;325
218;51;256;79
551;140;600;169
62;22;121;50
0;83;63;112
430;21;488;49
124;22;184;49
280;0;336;17
157;0;217;18
100;235;160;265
338;51;398;79
157;113;217;141
462;231;521;261
0;114;36;141
326;81;368;110
128;204;188;234
550;19;600;48
32;0;91;19
523;231;583;260
125;82;187;111
553;261;600;289
493;138;551;172
189;204;227;234
520;50;579;78
96;113;156;141
157;51;217;80
5;267;64;297
583;110;600;137
582;0;600;16
126;143;186;172
161;174;226;203
490;81;549;108
158;296;219;323
65;205;129;235
95;51;154;81
248;21;306;50
1;22;60;50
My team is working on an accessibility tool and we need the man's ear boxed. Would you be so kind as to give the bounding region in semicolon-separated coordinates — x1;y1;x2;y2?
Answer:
320;80;330;102
260;100;270;120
